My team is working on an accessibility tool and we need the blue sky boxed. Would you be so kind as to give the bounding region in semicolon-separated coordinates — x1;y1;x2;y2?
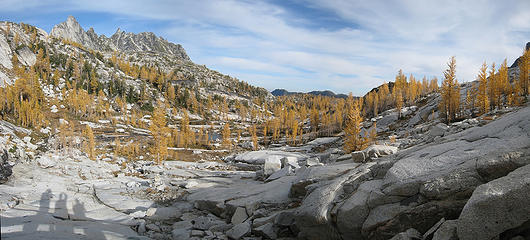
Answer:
1;0;529;95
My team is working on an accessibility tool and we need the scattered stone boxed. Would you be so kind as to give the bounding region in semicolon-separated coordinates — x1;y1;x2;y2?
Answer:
138;220;146;234
37;156;56;168
252;214;276;228
231;207;249;224
145;207;182;221
263;158;281;176
146;223;161;232
254;222;277;239
193;215;226;230
304;157;321;167
226;221;251;240
172;228;190;240
363;145;398;159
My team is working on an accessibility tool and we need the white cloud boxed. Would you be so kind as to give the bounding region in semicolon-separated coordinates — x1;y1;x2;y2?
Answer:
2;0;529;95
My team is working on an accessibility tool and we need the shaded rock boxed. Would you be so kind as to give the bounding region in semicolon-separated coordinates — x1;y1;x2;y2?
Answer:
457;164;530;240
138;220;146;234
274;211;296;227
427;123;448;137
172;228;190;240
193;215;226;230
389;228;422;240
432;220;458;240
336;182;371;239
296;164;373;240
423;218;445;240
254;222;277;239
226;221;251;240
362;203;411;233
476;150;530;182
253;214;277;228
351;151;365;162
232;207;249;224
194;199;226;217
366;180;405;208
266;166;293;182
290;163;359;198
172;220;193;230
0;149;12;184
208;222;233;233
365;200;466;240
146;223;161;232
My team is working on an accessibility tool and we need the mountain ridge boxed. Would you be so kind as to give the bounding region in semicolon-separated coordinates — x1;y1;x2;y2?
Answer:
50;15;190;61
271;88;349;98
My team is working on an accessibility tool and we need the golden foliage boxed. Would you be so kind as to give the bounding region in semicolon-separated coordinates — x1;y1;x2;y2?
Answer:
150;103;169;164
439;56;460;123
344;99;366;153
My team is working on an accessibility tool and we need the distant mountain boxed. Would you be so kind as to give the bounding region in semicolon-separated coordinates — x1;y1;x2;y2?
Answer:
271;89;348;98
50;15;190;61
45;16;271;101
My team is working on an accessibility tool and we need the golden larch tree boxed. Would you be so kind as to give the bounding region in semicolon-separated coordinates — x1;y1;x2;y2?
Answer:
150;104;169;164
439;56;460;123
476;62;489;115
222;123;231;149
84;125;96;160
343;99;366;153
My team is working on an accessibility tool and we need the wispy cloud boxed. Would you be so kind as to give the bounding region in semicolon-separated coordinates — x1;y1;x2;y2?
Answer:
1;0;529;95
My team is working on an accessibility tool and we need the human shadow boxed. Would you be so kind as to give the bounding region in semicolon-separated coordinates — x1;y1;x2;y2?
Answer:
0;189;115;240
72;198;106;240
20;188;52;234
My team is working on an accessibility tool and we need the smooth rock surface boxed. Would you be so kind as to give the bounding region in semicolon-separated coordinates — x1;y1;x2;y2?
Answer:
457;164;530;240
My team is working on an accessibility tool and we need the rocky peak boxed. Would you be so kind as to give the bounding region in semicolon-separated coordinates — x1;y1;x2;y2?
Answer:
50;16;103;51
50;16;190;61
107;29;190;61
